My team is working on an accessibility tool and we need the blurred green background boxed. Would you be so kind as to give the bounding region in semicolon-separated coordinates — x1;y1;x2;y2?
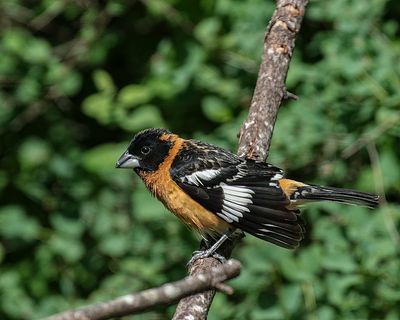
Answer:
1;0;399;319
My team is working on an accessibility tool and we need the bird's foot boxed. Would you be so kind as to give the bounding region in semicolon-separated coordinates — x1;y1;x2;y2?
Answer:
187;250;227;267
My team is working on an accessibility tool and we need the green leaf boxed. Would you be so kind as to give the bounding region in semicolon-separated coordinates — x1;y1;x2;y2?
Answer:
57;69;82;96
132;182;168;222
2;29;29;53
117;84;153;108
380;148;400;190
93;69;116;93
50;214;85;238
279;284;302;314
99;234;131;257
116;105;165;131
0;271;35;318
82;143;127;174
15;77;41;103
48;235;84;263
18;137;51;169
202;96;232;123
322;251;357;272
0;206;40;240
250;307;285;320
82;93;113;124
326;274;363;307
315;306;336;320
24;38;51;64
194;17;221;46
0;243;4;263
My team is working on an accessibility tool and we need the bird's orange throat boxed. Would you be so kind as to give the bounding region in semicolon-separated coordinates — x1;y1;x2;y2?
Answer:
137;135;184;198
137;136;229;235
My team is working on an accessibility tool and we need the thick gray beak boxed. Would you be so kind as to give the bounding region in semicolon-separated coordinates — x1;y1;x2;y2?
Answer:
115;151;140;169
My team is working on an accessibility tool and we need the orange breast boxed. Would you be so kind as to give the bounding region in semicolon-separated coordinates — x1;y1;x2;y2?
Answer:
138;137;229;235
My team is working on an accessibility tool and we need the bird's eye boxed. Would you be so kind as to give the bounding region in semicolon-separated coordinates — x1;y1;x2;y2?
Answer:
141;146;151;155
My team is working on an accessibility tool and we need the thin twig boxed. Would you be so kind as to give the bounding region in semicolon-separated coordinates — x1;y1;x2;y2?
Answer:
173;0;308;319
45;260;241;320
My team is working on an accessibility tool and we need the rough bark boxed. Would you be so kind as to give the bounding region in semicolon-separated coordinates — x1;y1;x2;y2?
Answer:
237;0;308;160
173;0;308;319
45;260;241;320
173;258;221;320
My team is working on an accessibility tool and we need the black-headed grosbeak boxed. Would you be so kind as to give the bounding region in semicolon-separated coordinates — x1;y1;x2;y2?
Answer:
116;128;379;259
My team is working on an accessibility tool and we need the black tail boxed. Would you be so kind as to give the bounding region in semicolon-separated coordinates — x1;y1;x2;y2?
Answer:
294;184;380;208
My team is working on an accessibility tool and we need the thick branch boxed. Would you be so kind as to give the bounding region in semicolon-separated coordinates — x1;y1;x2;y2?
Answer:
174;0;308;319
238;0;308;160
173;257;220;319
45;260;241;320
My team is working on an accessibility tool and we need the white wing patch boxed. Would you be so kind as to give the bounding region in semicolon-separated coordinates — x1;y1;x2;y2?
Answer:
217;184;254;223
227;162;247;182
182;169;221;186
271;172;284;180
269;172;283;188
221;184;253;199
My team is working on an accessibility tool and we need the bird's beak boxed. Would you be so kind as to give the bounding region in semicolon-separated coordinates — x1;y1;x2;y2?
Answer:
115;151;140;169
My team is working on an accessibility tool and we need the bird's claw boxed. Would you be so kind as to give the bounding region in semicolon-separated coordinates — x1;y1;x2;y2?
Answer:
187;250;227;267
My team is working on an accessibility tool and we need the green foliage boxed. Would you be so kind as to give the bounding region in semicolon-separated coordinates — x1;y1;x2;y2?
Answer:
0;0;399;319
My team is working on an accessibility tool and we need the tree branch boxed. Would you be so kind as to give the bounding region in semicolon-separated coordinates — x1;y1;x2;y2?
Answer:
173;0;308;318
238;0;308;160
45;260;241;320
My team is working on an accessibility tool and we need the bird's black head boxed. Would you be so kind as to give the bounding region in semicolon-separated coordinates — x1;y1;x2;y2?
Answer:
116;128;174;173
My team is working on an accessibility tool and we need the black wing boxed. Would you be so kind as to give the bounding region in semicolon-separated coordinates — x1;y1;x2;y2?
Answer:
170;140;305;249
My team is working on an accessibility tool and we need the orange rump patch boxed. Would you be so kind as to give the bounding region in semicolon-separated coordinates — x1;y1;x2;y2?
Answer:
279;179;306;198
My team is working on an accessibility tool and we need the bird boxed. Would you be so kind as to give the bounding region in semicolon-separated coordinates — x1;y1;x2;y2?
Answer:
116;128;380;261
